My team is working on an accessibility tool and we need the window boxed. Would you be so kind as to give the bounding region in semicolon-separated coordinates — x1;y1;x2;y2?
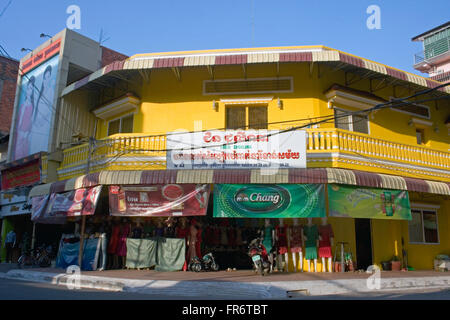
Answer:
334;108;369;134
226;106;268;130
416;129;425;145
408;209;439;244
107;114;134;136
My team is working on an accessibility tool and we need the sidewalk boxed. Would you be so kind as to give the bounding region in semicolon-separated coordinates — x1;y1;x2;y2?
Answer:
1;263;449;299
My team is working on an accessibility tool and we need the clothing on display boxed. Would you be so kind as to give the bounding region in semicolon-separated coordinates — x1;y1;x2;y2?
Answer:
143;223;154;238
188;224;198;261
290;225;303;253
107;224;120;255
165;226;176;238
195;225;203;258
275;225;288;255
131;226;143;239
116;224;130;257
318;224;334;258
154;227;164;237
125;238;157;269
262;226;274;254
304;224;319;260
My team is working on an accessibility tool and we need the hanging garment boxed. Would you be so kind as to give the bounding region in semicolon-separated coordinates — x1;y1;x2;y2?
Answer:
303;224;318;260
290;225;303;253
276;225;288;255
116;224;130;257
262;226;274;254
107;224;120;254
318;224;334;258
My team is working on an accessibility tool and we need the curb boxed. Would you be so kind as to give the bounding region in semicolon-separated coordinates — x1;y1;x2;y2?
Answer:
1;269;450;299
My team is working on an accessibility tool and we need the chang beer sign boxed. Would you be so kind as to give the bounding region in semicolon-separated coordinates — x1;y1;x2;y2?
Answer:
214;184;325;218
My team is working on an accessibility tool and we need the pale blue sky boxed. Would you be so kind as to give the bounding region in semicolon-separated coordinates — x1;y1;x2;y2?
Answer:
1;0;449;75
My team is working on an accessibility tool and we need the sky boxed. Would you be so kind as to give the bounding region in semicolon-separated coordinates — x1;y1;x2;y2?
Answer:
0;0;449;76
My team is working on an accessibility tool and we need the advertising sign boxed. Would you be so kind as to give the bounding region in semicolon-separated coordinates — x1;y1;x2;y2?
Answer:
0;187;32;218
1;159;41;189
12;54;59;160
213;184;325;218
109;184;210;217
31;186;102;224
21;39;61;75
31;194;66;224
328;184;412;220
167;130;306;169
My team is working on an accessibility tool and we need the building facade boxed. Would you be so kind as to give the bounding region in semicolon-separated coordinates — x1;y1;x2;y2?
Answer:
26;44;450;271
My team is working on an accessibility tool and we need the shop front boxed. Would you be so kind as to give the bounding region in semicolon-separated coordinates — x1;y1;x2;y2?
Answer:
0;153;46;263
28;168;450;272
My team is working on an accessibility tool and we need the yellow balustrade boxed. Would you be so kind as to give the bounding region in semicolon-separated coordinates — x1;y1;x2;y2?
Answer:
57;129;450;181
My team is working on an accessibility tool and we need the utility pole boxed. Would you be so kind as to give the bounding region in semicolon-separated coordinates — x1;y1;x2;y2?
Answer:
77;137;95;267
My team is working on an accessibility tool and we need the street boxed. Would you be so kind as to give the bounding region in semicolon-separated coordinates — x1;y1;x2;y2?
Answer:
0;277;449;300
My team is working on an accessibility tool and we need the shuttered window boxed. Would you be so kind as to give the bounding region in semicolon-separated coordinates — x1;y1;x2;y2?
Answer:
107;114;134;136
334;108;368;134
226;106;268;130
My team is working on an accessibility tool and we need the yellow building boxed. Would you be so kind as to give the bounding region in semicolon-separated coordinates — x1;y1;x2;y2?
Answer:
33;45;450;271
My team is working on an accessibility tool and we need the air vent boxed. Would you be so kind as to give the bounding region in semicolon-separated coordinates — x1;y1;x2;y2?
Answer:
203;77;293;95
390;99;430;119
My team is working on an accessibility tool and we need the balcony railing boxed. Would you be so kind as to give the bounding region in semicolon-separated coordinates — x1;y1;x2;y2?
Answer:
57;129;450;181
414;38;450;65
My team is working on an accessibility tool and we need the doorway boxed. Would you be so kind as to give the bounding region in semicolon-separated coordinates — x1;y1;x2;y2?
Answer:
354;218;373;270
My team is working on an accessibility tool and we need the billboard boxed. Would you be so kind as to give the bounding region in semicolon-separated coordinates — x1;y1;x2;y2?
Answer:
167;130;307;169
327;184;412;220
12;54;59;160
31;186;102;224
213;184;326;218
109;184;210;217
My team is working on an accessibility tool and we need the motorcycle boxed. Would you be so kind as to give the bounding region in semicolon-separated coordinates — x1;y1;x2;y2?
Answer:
248;238;271;276
188;253;219;272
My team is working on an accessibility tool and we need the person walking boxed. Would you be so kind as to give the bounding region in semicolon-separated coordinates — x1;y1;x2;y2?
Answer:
5;230;16;263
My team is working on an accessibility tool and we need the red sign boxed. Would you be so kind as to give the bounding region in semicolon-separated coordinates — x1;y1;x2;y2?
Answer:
48;185;102;217
21;39;61;75
1;159;41;190
109;184;210;217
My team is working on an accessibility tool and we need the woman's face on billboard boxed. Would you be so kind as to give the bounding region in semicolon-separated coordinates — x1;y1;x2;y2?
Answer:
43;70;51;86
26;81;33;98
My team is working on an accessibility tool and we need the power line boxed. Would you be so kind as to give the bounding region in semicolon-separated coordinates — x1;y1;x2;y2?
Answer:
0;0;12;19
92;87;450;157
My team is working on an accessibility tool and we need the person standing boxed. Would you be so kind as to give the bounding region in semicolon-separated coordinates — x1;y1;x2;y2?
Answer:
5;230;16;263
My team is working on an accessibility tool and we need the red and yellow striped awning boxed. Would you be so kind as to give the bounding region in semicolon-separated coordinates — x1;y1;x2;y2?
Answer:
28;168;450;198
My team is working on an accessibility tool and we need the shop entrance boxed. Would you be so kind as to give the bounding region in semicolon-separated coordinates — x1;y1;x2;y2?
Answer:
354;218;373;270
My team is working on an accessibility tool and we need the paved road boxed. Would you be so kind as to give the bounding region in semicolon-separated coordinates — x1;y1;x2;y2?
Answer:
0;277;449;300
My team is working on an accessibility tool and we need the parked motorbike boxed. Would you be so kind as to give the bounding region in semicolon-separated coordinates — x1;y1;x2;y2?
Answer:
17;244;52;269
188;253;219;272
248;238;271;276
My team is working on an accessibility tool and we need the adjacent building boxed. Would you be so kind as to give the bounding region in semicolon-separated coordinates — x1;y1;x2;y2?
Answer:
413;21;450;83
0;29;127;262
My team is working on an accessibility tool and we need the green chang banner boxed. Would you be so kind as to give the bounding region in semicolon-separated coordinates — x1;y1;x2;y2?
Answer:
213;184;325;218
328;184;412;220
